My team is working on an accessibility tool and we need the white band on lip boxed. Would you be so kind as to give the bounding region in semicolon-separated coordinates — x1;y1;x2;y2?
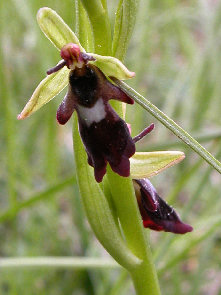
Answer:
77;98;106;127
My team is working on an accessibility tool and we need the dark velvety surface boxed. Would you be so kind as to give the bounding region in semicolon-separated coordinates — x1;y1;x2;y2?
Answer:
69;66;98;107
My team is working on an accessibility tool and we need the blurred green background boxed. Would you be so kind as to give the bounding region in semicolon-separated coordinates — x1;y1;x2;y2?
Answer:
1;0;221;294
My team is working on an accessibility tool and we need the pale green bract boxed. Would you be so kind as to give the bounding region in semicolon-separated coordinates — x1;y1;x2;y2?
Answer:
18;7;134;120
130;151;185;179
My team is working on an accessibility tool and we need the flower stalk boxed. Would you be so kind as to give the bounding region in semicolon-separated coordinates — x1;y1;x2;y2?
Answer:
107;169;161;295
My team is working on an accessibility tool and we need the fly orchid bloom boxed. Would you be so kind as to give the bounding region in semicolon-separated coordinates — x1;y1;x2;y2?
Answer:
54;43;137;182
133;179;193;234
19;41;155;182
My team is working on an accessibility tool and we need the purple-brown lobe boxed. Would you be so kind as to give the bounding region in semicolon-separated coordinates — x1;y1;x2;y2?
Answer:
57;89;76;125
134;179;193;234
56;64;135;182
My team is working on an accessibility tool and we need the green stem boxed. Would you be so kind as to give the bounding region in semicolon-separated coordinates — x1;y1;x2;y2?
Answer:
131;265;161;295
107;157;161;295
113;79;221;174
144;129;221;151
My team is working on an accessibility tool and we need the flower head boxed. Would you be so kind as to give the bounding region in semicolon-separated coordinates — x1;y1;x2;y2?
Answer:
49;43;136;182
134;178;193;234
19;39;153;182
48;44;157;182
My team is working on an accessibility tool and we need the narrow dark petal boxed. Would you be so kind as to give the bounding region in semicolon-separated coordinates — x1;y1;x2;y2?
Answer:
109;155;130;177
103;78;134;105
80;52;96;63
57;88;75;125
47;60;67;75
135;179;193;234
93;156;107;183
133;123;155;143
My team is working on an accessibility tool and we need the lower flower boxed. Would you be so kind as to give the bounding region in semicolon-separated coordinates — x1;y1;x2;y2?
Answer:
133;178;193;234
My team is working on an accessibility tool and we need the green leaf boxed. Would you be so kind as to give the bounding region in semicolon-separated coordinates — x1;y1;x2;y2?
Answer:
112;0;140;61
112;0;123;57
130;151;185;179
37;7;85;52
74;0;94;52
18;67;69;119
80;0;112;55
90;54;135;80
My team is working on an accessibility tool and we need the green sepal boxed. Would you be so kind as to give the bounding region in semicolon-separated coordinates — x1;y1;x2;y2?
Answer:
130;151;185;179
18;67;69;119
91;54;135;80
37;7;85;52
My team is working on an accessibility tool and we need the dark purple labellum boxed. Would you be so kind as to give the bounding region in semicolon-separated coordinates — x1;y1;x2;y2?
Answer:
57;64;135;182
134;179;193;234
